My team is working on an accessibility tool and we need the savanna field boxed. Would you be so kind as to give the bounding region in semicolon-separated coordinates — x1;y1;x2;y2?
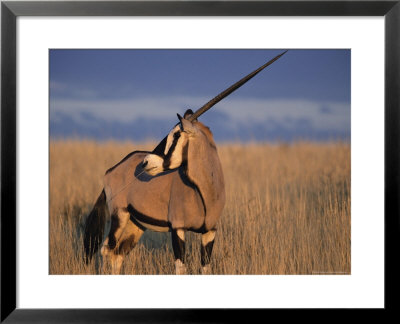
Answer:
49;140;350;275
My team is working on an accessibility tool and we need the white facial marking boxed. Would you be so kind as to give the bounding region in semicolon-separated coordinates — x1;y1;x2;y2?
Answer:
164;126;180;155
202;230;216;246
143;154;164;176
167;134;187;169
143;124;188;175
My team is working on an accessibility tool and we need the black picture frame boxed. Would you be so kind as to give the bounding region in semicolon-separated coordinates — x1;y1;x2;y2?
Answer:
1;0;399;322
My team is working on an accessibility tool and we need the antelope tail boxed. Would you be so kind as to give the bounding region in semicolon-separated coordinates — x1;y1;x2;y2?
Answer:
83;189;107;264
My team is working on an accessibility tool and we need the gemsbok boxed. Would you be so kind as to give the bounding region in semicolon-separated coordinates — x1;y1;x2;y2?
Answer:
83;51;287;274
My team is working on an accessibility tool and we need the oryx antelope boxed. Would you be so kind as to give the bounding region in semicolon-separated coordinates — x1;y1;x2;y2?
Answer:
83;51;287;274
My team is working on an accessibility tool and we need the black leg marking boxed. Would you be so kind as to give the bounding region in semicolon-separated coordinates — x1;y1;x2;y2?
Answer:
107;212;119;250
201;240;215;267
116;235;135;255
171;229;185;263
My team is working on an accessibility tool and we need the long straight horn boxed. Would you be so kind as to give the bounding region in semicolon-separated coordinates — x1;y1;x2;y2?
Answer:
188;50;288;122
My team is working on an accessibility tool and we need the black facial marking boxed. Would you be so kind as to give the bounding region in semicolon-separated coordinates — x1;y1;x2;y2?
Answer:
171;229;185;263
152;136;168;157
201;239;215;267
162;131;181;170
174;131;181;139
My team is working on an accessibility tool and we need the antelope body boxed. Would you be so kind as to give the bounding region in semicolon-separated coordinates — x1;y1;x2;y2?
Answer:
83;51;287;274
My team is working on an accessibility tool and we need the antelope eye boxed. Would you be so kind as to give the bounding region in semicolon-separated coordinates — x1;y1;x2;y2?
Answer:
174;132;181;139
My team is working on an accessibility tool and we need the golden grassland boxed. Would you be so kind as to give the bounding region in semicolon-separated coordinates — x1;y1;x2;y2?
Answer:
50;140;350;275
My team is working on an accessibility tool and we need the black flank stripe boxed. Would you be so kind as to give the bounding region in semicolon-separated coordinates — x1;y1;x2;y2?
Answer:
129;215;147;232
127;204;170;228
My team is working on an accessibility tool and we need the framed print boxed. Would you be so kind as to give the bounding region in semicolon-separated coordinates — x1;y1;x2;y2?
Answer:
1;0;399;322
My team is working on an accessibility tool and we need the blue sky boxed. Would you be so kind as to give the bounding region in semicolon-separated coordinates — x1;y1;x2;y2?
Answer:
50;49;350;142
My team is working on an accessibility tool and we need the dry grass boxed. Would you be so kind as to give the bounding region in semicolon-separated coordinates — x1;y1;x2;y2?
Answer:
50;140;350;275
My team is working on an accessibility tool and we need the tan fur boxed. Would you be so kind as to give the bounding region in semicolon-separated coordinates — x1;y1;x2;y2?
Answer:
85;52;288;273
99;117;225;274
202;230;216;246
100;219;144;274
184;121;225;231
112;208;131;246
104;153;172;221
104;149;214;232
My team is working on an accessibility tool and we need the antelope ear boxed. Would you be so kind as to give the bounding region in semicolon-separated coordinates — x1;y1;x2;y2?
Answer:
183;109;196;121
178;114;196;134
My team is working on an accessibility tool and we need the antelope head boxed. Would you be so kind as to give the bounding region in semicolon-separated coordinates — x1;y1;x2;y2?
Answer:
142;110;194;176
